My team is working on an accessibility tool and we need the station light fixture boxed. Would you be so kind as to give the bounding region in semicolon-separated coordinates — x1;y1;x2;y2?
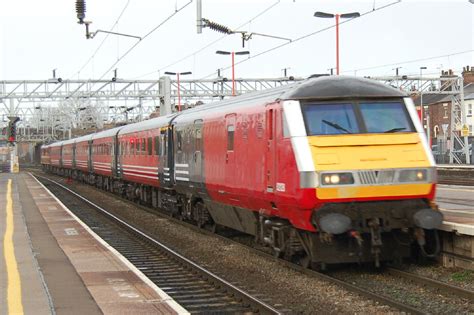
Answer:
164;71;192;111
314;11;360;75
215;50;250;96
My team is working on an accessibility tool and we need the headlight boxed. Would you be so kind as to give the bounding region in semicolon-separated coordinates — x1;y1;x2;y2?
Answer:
399;169;428;183
321;172;354;186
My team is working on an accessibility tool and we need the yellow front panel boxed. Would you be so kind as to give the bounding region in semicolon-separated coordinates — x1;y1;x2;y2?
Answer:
316;184;433;200
309;133;431;171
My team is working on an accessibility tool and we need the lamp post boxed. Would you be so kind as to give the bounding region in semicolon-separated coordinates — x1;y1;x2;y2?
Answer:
216;50;250;96
314;11;360;75
164;71;192;111
419;66;429;143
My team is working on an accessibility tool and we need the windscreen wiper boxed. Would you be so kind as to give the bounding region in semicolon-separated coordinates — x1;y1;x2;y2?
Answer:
384;127;406;133
322;120;352;134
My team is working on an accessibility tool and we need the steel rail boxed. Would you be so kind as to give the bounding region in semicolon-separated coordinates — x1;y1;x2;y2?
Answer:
32;174;282;315
386;267;474;300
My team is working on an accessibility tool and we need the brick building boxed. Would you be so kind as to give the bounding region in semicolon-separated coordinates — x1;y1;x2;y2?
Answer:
413;66;474;142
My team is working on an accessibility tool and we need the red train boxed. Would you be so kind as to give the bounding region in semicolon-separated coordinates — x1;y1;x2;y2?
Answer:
41;76;443;268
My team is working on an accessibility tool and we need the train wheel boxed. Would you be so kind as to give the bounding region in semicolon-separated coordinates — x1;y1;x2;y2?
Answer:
210;223;218;234
195;201;213;229
298;255;311;269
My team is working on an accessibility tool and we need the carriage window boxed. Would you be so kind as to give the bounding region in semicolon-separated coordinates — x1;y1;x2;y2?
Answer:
227;125;235;151
141;138;146;153
162;134;167;155
154;136;160;156
195;128;202;151
177;131;182;151
148;137;153;155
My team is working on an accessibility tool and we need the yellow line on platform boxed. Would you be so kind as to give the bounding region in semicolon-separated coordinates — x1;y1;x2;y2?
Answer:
3;179;24;315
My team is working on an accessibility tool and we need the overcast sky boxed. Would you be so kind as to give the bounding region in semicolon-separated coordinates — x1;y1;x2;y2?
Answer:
0;0;473;81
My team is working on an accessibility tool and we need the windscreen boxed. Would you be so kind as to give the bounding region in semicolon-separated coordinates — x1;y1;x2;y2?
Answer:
302;100;415;135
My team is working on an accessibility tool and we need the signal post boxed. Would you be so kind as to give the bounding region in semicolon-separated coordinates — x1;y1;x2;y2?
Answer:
7;116;20;173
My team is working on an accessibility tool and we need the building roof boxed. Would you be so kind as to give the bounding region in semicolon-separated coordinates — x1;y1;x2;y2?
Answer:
412;82;474;106
412;94;450;106
465;92;474;101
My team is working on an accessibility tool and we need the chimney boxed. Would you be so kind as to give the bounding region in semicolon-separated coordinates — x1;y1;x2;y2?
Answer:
440;69;456;91
462;65;474;84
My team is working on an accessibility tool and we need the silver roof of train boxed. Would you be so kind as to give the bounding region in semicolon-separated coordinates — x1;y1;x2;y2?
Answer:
282;76;407;100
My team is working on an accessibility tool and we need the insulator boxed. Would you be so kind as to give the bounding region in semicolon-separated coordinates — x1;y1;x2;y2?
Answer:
76;0;86;24
202;18;233;34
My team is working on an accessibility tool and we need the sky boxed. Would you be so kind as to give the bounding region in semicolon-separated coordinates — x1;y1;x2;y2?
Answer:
0;0;473;82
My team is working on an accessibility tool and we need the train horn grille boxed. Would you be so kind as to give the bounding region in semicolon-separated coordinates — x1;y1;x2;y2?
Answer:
357;170;395;185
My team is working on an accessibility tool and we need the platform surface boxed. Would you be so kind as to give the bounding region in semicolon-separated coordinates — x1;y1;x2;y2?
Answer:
436;185;474;235
1;173;187;314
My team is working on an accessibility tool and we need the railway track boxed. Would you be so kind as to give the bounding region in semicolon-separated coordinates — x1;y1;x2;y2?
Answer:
33;174;282;314
386;267;474;300
33;171;474;314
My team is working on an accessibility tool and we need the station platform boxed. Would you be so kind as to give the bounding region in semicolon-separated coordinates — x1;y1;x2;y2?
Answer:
0;173;187;315
437;185;474;270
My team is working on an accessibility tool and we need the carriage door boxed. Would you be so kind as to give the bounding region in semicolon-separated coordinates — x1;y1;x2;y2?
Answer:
113;136;120;177
158;126;174;187
192;119;203;186
72;143;76;169
225;114;236;184
265;106;276;194
59;145;64;168
87;140;93;172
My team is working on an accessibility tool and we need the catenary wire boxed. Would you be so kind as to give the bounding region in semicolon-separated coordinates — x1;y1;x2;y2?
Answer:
197;0;402;79
68;0;132;80
133;0;281;79
340;50;474;75
95;0;193;81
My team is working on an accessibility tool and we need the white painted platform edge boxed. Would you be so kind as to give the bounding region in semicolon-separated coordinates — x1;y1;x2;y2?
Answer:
440;221;474;236
29;174;190;315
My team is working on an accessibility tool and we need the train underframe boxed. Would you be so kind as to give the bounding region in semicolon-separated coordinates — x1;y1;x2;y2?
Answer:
45;165;440;268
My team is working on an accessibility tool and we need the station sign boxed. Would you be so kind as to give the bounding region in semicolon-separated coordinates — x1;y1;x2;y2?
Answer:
461;124;469;137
